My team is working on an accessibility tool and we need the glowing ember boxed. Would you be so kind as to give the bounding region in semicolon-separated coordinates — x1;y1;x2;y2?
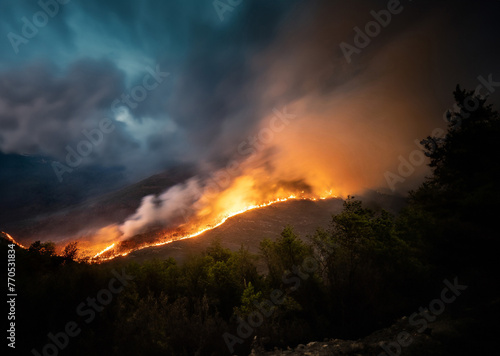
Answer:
1;231;26;249
2;185;337;263
92;243;116;259
91;193;336;263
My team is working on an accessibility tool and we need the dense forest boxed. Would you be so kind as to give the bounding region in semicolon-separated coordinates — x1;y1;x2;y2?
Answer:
3;86;499;355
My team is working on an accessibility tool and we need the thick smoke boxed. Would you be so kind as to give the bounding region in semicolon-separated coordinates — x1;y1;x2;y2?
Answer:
117;0;500;243
120;178;203;238
2;0;499;250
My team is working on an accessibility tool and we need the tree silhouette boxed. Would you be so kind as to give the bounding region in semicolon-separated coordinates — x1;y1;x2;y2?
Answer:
28;240;56;256
421;85;500;196
409;85;500;271
62;241;79;261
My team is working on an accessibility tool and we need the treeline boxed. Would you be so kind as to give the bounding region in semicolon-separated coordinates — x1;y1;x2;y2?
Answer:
3;200;431;356
3;86;499;355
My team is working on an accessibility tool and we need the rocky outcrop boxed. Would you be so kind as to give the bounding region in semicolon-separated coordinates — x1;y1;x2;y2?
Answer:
249;313;462;356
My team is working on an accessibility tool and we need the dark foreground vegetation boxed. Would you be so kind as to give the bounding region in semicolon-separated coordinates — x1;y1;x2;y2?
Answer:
3;87;499;355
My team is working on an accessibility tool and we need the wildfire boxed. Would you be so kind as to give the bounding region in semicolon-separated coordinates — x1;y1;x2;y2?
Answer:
1;187;338;263
1;231;26;249
92;243;116;259
91;192;336;263
2;158;340;264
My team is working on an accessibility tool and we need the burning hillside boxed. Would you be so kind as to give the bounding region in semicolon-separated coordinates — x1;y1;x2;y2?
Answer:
91;194;337;262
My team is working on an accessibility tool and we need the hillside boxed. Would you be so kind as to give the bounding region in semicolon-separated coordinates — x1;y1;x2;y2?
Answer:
1;168;193;244
112;198;345;265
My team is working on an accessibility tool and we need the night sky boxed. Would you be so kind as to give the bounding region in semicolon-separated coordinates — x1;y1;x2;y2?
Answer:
1;0;500;232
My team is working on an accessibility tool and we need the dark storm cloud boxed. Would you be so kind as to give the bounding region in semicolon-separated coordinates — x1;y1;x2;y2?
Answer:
0;0;303;181
0;59;125;158
1;0;500;209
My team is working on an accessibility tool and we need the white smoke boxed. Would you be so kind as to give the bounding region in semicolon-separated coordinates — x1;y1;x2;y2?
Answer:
119;178;203;238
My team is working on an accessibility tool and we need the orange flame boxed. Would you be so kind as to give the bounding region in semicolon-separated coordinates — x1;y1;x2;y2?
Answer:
91;191;336;263
92;243;116;259
1;231;26;249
